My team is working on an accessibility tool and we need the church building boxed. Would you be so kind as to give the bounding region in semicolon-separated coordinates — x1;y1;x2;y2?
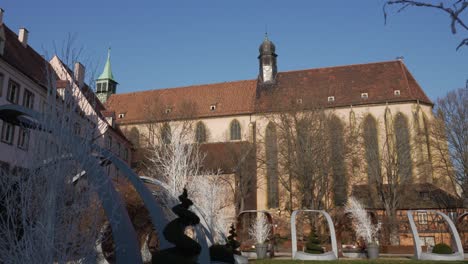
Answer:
102;36;461;244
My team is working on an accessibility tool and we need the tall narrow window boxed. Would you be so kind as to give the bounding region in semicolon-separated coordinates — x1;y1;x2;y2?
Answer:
1;122;15;144
129;127;140;147
7;79;20;104
230;119;241;140
74;122;81;136
107;136;112;150
329;116;347;206
117;143;121;157
124;148;129;162
195;122;207;143
363;115;380;184
17;128;29;150
394;113;413;181
161;123;171;144
265;122;279;208
0;73;4;97
22;89;34;109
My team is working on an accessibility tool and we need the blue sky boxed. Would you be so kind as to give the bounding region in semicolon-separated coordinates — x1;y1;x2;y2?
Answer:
2;0;467;100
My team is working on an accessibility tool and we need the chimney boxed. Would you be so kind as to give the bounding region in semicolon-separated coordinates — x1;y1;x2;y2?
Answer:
74;62;85;88
0;8;4;25
18;28;28;47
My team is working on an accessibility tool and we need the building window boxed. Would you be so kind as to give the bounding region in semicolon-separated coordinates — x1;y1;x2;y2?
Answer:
265;122;279;208
363;115;380;184
394;113;413;181
448;210;458;221
361;92;368;99
195;122;207;143
417;212;428;225
296;98;303;104
394;90;401;96
117;143;121;157
74;123;81;136
210;104;216;111
107;136;112;150
1;122;15;144
328;96;335;102
97;83;102;92
230;119;241;140
0;73;4;97
124;148;129;162
17;128;29;150
165;108;172;114
161;123;171;144
118;113;125;118
7;79;20;103
22;89;35;109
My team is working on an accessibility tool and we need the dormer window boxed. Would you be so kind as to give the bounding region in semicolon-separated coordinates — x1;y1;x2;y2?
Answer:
296;98;303;104
210;104;216;111
328;96;335;102
361;93;368;99
394;90;401;96
165;108;172;114
118;113;125;119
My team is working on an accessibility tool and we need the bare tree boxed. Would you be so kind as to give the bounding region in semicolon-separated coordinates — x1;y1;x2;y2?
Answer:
0;54;106;262
430;88;468;203
384;0;468;50
359;111;415;245
260;103;334;214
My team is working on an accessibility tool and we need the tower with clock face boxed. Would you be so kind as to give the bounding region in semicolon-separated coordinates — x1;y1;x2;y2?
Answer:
258;34;278;84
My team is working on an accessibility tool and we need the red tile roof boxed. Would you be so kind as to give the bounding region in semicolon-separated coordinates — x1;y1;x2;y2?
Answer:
106;60;432;124
1;25;55;89
106;80;257;124
256;60;432;112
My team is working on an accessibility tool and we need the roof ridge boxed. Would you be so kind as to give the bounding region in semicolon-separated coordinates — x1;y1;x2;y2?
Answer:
112;78;257;96
278;60;401;74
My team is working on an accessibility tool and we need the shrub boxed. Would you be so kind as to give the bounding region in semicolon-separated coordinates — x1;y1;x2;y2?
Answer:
432;243;452;254
305;228;324;254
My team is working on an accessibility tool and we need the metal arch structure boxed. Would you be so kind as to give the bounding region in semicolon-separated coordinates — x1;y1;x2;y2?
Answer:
290;210;338;260
407;210;464;261
0;104;176;264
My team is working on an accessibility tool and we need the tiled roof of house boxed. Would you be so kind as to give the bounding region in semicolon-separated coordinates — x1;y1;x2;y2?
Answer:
351;183;463;209
1;25;55;88
106;60;432;124
106;80;257;124
199;141;255;173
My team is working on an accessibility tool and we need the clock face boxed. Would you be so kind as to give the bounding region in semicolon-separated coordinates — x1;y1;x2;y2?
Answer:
263;66;272;81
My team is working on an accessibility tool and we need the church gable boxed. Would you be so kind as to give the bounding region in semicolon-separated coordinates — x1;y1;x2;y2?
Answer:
255;60;432;113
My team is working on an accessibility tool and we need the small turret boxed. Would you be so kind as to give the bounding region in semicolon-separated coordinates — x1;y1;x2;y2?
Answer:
96;48;118;104
258;33;278;84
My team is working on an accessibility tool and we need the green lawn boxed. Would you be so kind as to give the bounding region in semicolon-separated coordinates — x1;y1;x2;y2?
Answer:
250;260;468;264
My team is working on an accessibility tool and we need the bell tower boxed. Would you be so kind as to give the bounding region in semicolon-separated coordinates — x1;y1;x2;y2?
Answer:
96;48;118;104
258;33;277;84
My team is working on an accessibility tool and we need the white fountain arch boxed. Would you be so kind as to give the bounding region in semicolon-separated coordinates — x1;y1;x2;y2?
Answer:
407;210;464;261
290;210;338;260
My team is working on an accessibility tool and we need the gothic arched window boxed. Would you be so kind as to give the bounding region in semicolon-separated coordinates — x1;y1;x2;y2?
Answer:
195;122;207;143
265;122;279;208
161;123;171;145
329;116;347;206
129;127;140;147
230;119;241;140
363;115;380;184
394;113;413;181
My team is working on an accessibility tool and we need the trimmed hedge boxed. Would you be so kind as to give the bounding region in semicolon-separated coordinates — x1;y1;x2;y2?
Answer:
432;243;453;254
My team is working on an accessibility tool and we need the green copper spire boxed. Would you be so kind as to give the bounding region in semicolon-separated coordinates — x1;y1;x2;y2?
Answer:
98;48;115;81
